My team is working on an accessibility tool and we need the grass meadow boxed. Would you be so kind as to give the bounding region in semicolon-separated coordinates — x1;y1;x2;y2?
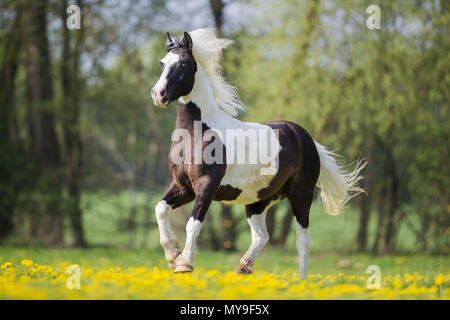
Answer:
1;192;448;299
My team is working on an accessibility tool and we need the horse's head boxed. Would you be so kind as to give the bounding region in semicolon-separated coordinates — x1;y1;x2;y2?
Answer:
151;32;197;107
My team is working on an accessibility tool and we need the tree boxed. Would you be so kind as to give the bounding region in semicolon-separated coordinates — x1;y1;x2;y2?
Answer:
0;2;25;241
61;0;86;247
23;0;63;246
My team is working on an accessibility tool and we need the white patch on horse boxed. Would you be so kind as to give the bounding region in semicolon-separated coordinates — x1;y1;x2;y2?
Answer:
295;222;311;279
152;52;179;105
155;200;180;267
239;209;270;267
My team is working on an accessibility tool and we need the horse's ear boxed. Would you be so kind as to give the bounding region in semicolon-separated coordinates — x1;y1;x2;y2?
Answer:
182;32;193;50
165;32;174;52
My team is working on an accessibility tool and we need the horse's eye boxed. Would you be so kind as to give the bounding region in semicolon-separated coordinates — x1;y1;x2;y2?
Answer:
181;62;189;68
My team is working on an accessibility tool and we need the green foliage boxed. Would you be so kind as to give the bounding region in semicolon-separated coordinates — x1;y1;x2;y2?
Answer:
224;0;449;253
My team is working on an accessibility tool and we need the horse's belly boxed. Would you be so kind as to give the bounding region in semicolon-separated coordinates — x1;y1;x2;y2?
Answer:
219;164;275;205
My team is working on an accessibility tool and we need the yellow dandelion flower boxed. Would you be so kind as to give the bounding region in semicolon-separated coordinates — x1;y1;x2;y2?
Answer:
1;262;12;270
435;274;446;286
393;276;403;289
21;259;34;267
206;269;219;277
404;273;414;283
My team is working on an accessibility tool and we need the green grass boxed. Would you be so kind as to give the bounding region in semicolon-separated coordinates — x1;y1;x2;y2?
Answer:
1;245;448;299
0;247;448;278
3;190;445;294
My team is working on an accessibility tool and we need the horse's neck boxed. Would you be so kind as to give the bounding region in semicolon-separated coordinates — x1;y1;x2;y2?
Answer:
177;66;241;130
175;101;200;130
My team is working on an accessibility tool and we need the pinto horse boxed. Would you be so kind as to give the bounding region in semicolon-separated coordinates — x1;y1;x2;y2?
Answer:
151;29;365;278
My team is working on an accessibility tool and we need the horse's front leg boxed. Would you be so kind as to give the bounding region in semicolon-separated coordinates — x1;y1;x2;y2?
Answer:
174;177;219;273
156;183;194;269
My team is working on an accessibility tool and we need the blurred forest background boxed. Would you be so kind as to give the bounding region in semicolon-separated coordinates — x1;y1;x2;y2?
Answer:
0;0;448;256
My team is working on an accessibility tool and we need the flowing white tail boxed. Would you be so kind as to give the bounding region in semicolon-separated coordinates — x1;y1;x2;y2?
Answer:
314;141;366;215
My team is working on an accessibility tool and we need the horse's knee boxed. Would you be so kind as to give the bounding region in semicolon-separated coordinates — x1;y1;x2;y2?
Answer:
185;217;202;237
155;200;169;220
160;239;172;248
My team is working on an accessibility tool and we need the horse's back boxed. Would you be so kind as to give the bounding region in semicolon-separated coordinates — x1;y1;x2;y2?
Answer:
265;120;320;174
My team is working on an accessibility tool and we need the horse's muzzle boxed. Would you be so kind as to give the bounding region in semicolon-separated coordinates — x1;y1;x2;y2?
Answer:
151;87;169;107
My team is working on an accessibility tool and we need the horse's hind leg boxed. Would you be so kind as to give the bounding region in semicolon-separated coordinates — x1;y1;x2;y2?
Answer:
235;201;274;274
288;180;316;279
156;183;194;269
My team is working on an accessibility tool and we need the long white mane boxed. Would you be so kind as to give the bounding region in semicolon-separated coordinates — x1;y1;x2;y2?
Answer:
189;28;247;117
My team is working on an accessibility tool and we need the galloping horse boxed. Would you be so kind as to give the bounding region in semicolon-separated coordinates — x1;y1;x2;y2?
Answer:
150;29;365;278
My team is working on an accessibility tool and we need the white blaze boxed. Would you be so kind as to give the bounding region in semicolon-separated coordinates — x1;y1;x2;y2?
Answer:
152;52;179;106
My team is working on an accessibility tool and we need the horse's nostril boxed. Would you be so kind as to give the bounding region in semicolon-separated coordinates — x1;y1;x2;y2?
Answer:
160;88;166;97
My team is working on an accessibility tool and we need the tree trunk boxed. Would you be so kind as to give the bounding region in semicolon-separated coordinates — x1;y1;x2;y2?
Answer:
61;0;86;247
221;204;236;251
381;145;398;254
281;0;320;119
419;212;430;252
141;194;152;249
127;173;137;250
357;159;371;252
209;0;224;34
0;4;23;240
0;6;22;140
126;110;138;250
197;215;221;250
357;192;370;252
275;207;293;248
371;187;385;255
23;0;63;247
430;213;443;254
